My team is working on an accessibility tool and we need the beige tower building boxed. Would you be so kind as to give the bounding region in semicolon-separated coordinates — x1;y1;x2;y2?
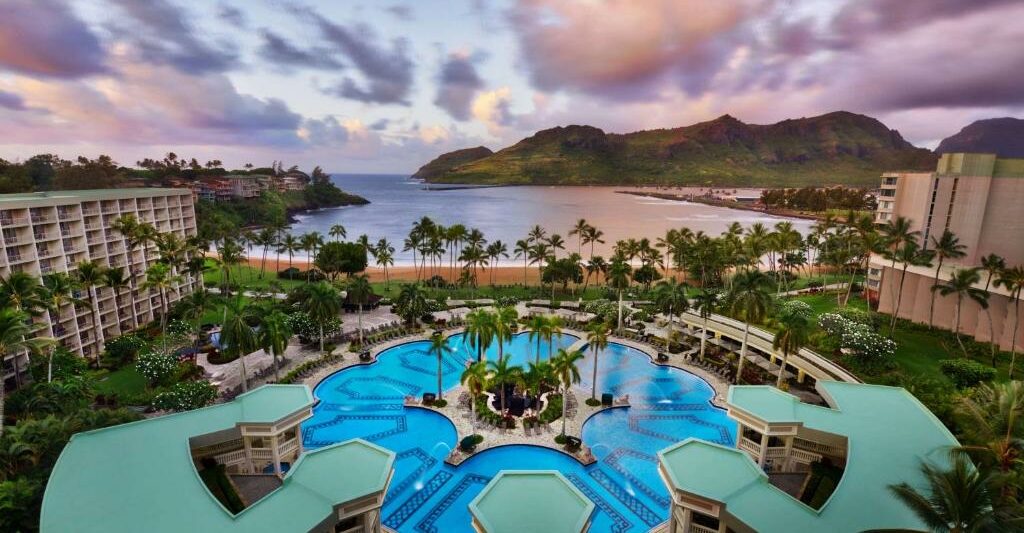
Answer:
867;153;1024;350
1;189;200;388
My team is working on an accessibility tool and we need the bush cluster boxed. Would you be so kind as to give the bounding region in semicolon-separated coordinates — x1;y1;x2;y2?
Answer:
939;359;997;389
818;313;895;359
152;381;218;412
136;351;179;386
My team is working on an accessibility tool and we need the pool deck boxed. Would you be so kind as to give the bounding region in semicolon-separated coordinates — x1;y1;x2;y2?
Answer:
298;326;731;464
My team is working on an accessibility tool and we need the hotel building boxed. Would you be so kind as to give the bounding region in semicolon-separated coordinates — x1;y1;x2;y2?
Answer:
867;153;1024;350
0;188;200;386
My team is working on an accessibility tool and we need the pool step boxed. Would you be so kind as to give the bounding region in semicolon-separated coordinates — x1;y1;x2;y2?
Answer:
566;338;589;353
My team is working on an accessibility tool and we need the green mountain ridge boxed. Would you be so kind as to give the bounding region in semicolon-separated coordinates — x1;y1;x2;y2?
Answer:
413;111;939;187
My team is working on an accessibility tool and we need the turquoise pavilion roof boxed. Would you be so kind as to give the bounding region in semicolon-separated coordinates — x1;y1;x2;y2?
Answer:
469;470;595;533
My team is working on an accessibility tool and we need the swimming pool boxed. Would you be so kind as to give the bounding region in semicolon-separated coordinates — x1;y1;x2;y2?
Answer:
303;332;736;532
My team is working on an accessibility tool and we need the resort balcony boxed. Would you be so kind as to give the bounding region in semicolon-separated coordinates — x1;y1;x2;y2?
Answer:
81;208;99;216
7;252;37;264
58;211;78;221
2;234;19;244
31;215;56;224
34;232;58;242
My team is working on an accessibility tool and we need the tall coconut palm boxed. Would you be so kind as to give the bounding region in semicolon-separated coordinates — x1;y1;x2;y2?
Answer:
329;224;347;242
375;238;395;290
513;239;532;285
41;273;83;382
889;456;1017;533
528;225;547;244
427;332;452;400
953;381;1024;480
111;214;153;329
880;216;920;302
346;274;374;348
551;348;584;436
934;268;990;356
772;310;811;387
302;282;341;354
654;278;689;351
526;314;549;364
725;270;773;384
488;357;521;414
890;242;935;335
583;226;605;262
461;361;488;432
585;321;609;401
927;229;968;329
278;234;301;280
492;306;518;364
143;263;181;353
980;254;1007;366
569;219;590;256
74;261;107;364
217;239;244;295
997;266;1024;379
220;295;259;393
546;234;565;260
175;287;218;351
485;241;509;285
606;256;632;334
0;308;53;436
543;315;564;363
394;283;428;327
463;309;494;363
101;267;131;331
259;310;292;383
254;228;277;279
693;289;718;361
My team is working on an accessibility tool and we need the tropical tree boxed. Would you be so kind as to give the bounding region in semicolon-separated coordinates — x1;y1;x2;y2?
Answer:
144;263;181;351
74;261;107;363
725;270;773;384
585;321;610;401
654;278;689;350
526;314;549;365
583;226;605;261
997;266;1024;379
259;310;292;383
513;239;532;285
346;274;374;348
460;361;488;432
569;219;590;256
954;381;1024;482
488;357;521;414
463;309;494;363
492;306;518;364
41;273;83;382
427;332;452;400
693;289;718;361
551;348;585;436
329;224;347;242
375;238;395;290
302;282;341;354
606;256;632;334
175;287;219;351
772;305;812;387
111;214;154;328
220;295;259;393
890;242;935;335
543;315;564;363
981;254;1007;366
934;268;990;356
928;229;968;329
394;283;428;327
253;227;277;279
0;309;53;436
880;216;920;303
278;234;301;280
889;455;1019;533
101;268;130;331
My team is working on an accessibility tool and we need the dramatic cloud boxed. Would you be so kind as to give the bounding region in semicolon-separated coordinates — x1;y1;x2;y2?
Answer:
507;0;767;98
0;0;107;78
257;30;343;70
384;5;414;21
434;52;485;120
217;4;247;27
472;87;515;134
299;8;415;104
0;90;27;111
108;0;238;74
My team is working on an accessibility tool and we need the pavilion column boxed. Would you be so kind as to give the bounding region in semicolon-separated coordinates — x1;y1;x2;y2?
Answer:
758;431;770;468
679;507;693;533
782;435;794;472
271;435;282;477
242;435;254;474
797;368;806;383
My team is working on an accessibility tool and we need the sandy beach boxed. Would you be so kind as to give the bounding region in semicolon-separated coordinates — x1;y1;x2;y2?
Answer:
247;256;551;284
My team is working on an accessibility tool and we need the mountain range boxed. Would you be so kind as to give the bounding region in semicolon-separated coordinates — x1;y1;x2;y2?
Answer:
413;112;1015;187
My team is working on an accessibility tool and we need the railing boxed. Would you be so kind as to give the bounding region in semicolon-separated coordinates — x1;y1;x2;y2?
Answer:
214;449;247;465
193;438;243;457
2;216;29;226
81;209;99;216
31;215;56;224
690;524;718;533
738;436;761;456
794;437;846;458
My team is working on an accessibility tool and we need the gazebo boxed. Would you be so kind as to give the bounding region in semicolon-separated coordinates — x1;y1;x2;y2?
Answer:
469;470;595;533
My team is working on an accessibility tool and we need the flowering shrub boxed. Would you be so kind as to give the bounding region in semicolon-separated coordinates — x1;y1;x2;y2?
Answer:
779;300;814;322
103;334;146;368
835;307;874;327
819;313;895;358
817;313;850;337
152;381;218;412
136;351;178;386
285;311;341;344
167;319;193;337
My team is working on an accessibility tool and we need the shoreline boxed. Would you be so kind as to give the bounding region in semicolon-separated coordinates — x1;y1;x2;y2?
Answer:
616;190;826;221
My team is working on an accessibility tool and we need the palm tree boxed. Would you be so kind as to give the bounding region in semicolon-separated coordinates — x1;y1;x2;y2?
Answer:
0;308;53;436
253;228;277;279
551;348;584;436
217;239;244;295
934;268;990;356
220;295;259;393
928;229;968;329
606;256;632;334
394;283;428;327
585;321;609;401
176;287;218;352
347;274;374;348
890;242;935;335
528;225;547;244
101;268;130;331
582;226;605;261
492;306;518;364
485;241;509;285
375;238;395;290
302;282;341;354
880;216;920;303
143;263;181;352
111;214;154;329
569;219;590;256
41;273;83;382
74;261;107;364
547;234;565;260
997;266;1024;378
460;361;488;432
981;254;1007;366
889;456;1017;533
526;314;549;364
772;310;811;387
259;310;292;383
725;270;773;384
488;357;521;414
513;239;532;286
329;224;347;242
654;278;689;351
542;315;564;363
953;381;1024;480
427;332;452;400
278;234;301;280
693;289;718;361
463;309;494;363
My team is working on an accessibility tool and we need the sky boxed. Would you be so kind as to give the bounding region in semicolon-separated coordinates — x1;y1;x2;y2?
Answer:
0;0;1022;173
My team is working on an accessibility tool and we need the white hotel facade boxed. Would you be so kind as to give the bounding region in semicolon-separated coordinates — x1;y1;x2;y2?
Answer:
1;188;200;388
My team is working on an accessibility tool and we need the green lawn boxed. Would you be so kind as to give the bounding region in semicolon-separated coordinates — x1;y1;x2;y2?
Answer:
93;364;147;397
789;292;868;315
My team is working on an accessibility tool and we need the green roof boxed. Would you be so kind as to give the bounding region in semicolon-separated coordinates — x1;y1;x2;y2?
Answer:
0;188;188;206
659;382;960;532
41;385;395;533
469;471;594;533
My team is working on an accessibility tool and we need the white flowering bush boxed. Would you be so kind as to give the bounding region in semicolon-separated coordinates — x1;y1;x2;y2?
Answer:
779;300;814;322
818;313;851;337
286;311;340;344
152;380;218;411
819;313;895;359
136;351;178;386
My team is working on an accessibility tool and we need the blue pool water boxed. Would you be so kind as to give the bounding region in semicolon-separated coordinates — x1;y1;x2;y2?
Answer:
303;332;736;532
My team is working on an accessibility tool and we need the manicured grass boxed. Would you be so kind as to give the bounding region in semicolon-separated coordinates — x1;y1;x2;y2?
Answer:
204;261;305;292
93;364;147;397
789;292;868;315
